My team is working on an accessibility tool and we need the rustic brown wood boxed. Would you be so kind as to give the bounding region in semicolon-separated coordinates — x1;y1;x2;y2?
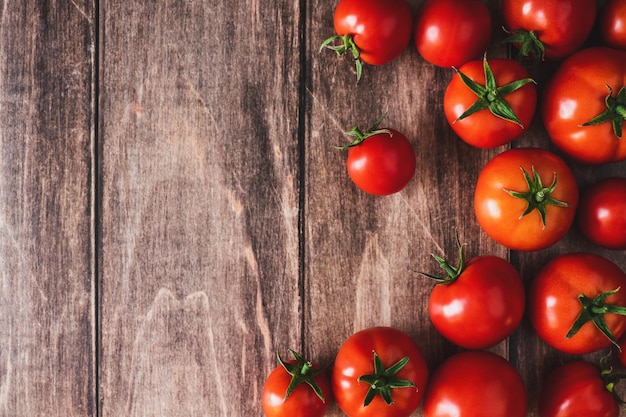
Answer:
0;0;96;415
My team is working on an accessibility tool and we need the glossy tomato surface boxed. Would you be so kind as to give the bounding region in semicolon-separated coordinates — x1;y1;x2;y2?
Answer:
501;0;596;60
577;177;626;250
529;253;626;354
414;0;491;68
423;350;527;417
332;326;428;417
333;0;413;65
539;361;620;417
542;47;626;164
600;0;626;50
473;148;578;251
429;256;525;349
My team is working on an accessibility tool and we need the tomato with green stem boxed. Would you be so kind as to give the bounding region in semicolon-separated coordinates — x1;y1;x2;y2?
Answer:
262;350;332;417
332;326;428;417
443;56;536;148
529;253;626;355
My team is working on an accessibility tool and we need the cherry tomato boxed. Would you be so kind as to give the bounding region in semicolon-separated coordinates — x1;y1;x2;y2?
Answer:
541;47;626;164
443;57;536;148
577;177;626;250
501;0;597;61
332;326;429;417
529;253;626;355
539;360;622;417
414;0;491;68
600;0;626;50
340;119;416;196
424;239;525;349
321;0;413;81
262;350;332;417
473;148;579;251
423;350;527;417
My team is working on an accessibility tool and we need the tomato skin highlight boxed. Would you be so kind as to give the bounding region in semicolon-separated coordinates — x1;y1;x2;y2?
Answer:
600;0;626;50
429;256;525;349
577;177;626;250
423;350;527;417
539;361;620;417
332;326;428;417
473;148;578;251
541;47;626;164
529;253;626;355
414;0;491;68
333;0;413;66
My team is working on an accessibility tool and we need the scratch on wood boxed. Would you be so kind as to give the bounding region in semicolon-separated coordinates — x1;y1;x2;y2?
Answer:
69;0;93;23
244;245;273;362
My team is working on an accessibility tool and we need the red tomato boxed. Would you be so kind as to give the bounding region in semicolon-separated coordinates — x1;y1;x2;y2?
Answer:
600;0;626;50
425;240;525;349
443;57;536;148
541;47;626;164
262;351;332;417
501;0;597;60
332;326;429;417
473;148;579;251
423;350;527;417
539;360;621;417
321;0;413;81
341;122;416;196
577;177;626;250
414;0;491;68
529;253;626;355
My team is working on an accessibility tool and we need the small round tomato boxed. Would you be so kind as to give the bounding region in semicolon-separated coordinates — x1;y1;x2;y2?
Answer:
321;0;413;81
501;0;597;61
600;0;626;50
414;0;491;68
424;239;525;349
541;47;626;164
474;148;579;251
529;253;626;355
340;119;416;196
332;326;428;417
423;351;527;417
539;360;622;417
443;57;536;148
262;350;332;417
577;177;626;250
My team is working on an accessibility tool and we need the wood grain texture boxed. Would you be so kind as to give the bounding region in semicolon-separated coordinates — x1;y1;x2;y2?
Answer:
0;0;96;415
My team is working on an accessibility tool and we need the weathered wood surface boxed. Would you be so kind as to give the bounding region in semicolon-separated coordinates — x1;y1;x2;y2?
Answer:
0;0;625;416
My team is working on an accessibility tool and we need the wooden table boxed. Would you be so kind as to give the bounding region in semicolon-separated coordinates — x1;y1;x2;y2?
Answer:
1;0;624;416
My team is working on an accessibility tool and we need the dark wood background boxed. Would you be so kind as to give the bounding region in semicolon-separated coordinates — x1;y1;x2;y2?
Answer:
0;0;624;416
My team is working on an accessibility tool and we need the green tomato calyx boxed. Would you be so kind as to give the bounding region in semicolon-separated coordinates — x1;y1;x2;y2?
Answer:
453;55;535;126
278;350;327;403
358;351;417;406
320;34;363;82
600;354;626;406
566;288;626;350
504;165;568;229
582;85;626;139
419;233;466;284
502;27;546;62
336;113;392;150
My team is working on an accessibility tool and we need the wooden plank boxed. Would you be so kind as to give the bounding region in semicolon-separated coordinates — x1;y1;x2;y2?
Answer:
0;0;96;415
98;0;303;415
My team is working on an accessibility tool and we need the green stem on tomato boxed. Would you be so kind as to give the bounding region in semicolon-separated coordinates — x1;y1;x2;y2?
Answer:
278;350;327;402
320;34;363;82
358;352;417;406
581;85;626;139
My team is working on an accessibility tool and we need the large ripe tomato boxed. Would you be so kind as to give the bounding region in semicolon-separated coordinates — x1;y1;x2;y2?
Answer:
542;47;626;164
332;326;428;417
528;253;626;355
321;0;413;81
423;350;527;417
424;239;525;349
414;0;491;68
600;0;626;50
501;0;597;61
539;360;622;417
443;57;536;148
473;148;579;251
577;177;626;250
262;350;332;417
340;119;416;196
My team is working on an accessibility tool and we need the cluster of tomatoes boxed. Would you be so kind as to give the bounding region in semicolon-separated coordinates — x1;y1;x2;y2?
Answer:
263;0;626;416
